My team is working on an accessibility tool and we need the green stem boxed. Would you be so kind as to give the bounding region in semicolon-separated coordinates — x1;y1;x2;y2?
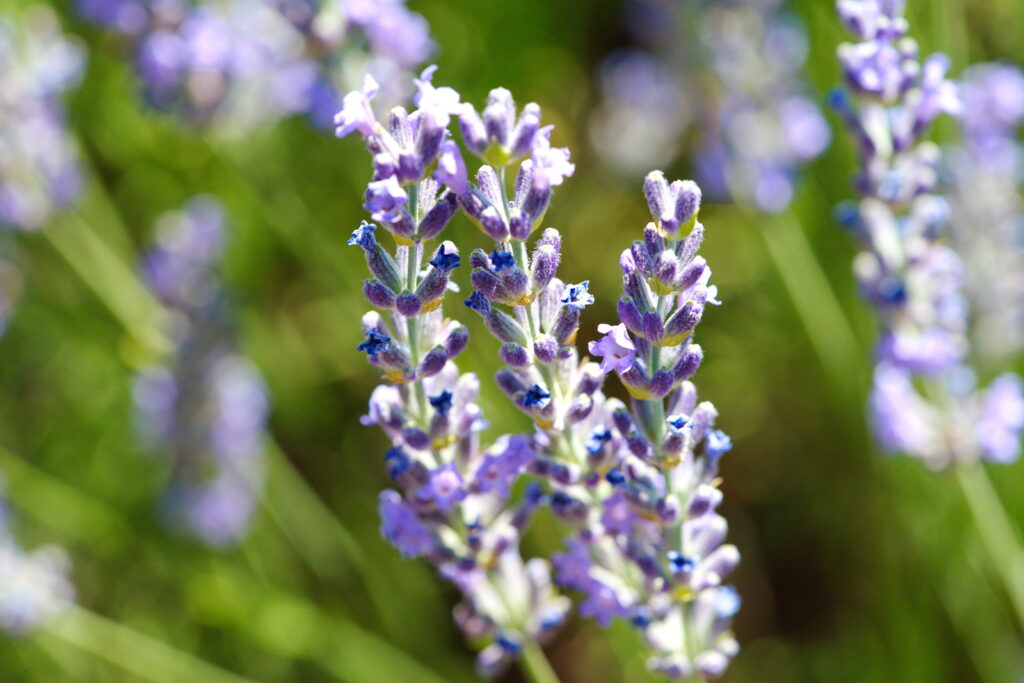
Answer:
759;211;864;396
956;464;1024;631
519;641;560;683
43;605;253;683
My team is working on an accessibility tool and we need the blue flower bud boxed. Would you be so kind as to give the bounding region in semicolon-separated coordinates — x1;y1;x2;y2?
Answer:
357;329;391;356
428;389;454;417
465;290;492;315
395;291;423;317
363;279;397;309
499;342;530;368
522;384;551;408
347;221;378;251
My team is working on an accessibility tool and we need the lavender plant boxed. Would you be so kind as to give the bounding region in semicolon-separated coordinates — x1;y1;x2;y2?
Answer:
592;0;829;213
338;67;571;678
832;0;1024;469
77;0;432;130
133;198;270;546
948;63;1024;367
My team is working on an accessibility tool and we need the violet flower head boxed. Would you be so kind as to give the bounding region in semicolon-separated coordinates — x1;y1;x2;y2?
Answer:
134;198;269;546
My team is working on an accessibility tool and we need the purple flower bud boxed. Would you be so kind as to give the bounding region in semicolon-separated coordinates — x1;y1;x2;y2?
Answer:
476;165;504;208
642;312;664;344
644;171;673;228
464;290;492;315
576;364;605;395
509;102;541;158
677;257;707;293
550;491;588;523
486;310;529;345
562;281;595;312
566;394;593;424
508;208;530;240
471;268;507;301
418;346;449;378
627;431;653;459
347;221;378;251
357;329;391;357
416;268;450;304
617;296;644;334
496;370;527;400
389;107;413;147
377;344;412;372
479;206;510;241
501;267;530;299
469;249;490;269
459;103;488;155
689;485;724;518
520;184;551;228
690;401;718;444
363;279;397;309
417;190;459;241
551;307;581;345
364;245;404;293
664;302;702;340
671;179;701;227
459;191;486;221
364;176;408;223
655;250;678;288
655;496;680;524
373;154;396;181
483;88;515;148
396;292;423;317
334;75;379;139
402;427;431;450
619;361;651;394
445;326;469;357
650;370;674;398
631;241;654;278
530;242;560;293
499;342;530;368
623;271;653;311
612;407;635;435
433;142;469;197
534;335;558;363
674;344;704;382
661;428;686;458
644;225;665;261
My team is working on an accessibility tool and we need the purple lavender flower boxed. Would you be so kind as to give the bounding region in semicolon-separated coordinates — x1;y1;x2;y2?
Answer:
379;490;436;558
134;198;269;546
834;1;1024;469
0;8;84;231
589;323;636;374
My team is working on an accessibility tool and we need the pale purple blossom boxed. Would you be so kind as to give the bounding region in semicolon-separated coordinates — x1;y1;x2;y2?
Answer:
334;74;380;138
588;323;636;374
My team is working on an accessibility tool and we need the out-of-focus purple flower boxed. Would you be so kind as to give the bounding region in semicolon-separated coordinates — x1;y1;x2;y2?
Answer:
414;65;463;130
472;435;534;498
335;74;380;138
0;7;84;231
379;490;435;558
977;375;1024;464
135;198;269;546
588;323;636;374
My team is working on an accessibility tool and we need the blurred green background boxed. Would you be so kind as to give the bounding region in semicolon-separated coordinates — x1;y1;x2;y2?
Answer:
2;0;1024;680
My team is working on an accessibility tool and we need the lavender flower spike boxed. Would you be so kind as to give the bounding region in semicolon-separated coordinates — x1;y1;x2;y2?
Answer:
833;1;1024;468
340;73;570;675
134;198;270;545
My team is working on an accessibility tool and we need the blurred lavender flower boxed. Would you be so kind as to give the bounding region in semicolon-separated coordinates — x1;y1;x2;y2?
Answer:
0;481;75;634
79;0;434;130
592;0;828;213
341;67;570;676
947;63;1024;365
0;6;84;231
833;1;1024;468
134;198;269;546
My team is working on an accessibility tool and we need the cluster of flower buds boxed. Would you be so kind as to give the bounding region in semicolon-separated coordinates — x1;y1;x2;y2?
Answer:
948;64;1024;366
77;0;432;130
0;479;75;634
544;175;739;680
0;6;84;230
133;198;270;545
341;67;570;677
832;0;1024;468
591;0;829;213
